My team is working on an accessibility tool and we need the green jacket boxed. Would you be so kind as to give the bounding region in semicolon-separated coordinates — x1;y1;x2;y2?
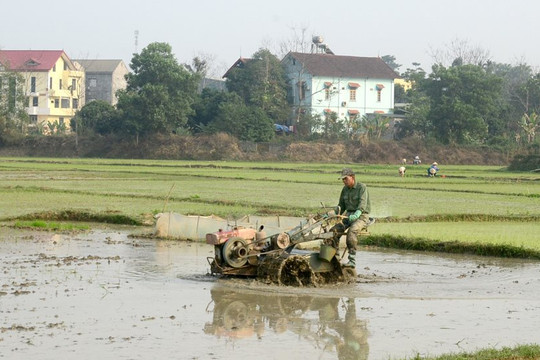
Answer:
338;181;371;215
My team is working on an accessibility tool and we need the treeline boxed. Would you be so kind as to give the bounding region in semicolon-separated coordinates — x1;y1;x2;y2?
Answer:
1;42;540;153
394;59;540;148
71;43;288;144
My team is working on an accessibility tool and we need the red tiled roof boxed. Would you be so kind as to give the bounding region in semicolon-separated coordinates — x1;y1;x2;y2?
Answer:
0;50;66;71
285;52;398;79
348;82;360;88
348;109;360;114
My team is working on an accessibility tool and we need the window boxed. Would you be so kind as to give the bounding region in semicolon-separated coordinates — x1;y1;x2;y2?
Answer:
71;79;76;91
61;98;70;108
54;99;59;108
72;98;79;109
49;77;53;90
31;77;36;93
324;82;332;100
53;64;56;72
375;84;384;102
30;115;37;123
348;82;359;102
59;79;62;89
32;97;38;107
59;118;64;126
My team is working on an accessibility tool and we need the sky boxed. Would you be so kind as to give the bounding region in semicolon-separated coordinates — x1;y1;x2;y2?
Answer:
1;0;539;78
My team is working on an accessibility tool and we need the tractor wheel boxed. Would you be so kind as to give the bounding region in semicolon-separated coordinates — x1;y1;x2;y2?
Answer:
222;237;249;268
258;253;315;286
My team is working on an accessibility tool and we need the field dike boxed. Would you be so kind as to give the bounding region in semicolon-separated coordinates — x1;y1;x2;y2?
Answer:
361;234;540;260
4;209;144;226
3;210;539;261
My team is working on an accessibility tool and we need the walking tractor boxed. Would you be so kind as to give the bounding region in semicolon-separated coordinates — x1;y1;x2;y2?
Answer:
206;209;375;286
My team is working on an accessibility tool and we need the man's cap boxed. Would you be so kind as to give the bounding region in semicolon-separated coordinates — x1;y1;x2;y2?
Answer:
339;168;355;179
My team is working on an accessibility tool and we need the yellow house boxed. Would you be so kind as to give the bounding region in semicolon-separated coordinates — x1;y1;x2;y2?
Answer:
0;50;84;132
394;78;412;91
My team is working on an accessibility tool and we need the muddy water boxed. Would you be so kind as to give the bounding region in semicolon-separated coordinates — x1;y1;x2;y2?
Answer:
1;227;539;360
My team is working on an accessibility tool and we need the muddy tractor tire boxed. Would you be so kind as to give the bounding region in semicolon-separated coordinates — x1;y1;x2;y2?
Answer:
257;252;356;286
257;253;315;286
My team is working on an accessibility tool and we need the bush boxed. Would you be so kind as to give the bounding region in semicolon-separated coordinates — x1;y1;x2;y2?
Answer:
508;154;540;171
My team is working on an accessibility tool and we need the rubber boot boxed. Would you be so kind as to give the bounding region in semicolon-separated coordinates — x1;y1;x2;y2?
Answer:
343;253;356;268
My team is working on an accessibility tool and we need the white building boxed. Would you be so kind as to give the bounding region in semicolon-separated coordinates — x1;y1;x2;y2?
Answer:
282;52;399;123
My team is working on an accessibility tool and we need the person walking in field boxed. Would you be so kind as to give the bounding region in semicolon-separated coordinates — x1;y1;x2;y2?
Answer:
331;168;371;268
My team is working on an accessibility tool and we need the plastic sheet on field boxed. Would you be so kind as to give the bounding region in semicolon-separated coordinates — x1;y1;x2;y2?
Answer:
154;212;304;240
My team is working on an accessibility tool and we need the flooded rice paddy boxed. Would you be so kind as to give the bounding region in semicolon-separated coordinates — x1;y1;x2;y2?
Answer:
1;227;540;360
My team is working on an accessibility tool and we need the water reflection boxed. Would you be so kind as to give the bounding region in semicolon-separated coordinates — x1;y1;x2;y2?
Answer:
204;286;369;360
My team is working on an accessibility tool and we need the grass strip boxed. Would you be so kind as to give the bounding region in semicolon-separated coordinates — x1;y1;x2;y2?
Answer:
13;220;90;231
406;343;540;360
9;210;143;226
361;234;540;260
379;214;540;223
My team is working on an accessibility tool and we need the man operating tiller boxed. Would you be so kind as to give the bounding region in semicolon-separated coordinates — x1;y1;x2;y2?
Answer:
331;168;371;268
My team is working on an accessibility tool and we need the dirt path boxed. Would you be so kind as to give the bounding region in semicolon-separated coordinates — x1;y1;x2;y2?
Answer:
1;227;539;360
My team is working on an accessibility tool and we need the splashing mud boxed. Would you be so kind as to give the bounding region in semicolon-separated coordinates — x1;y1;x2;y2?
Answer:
1;226;539;360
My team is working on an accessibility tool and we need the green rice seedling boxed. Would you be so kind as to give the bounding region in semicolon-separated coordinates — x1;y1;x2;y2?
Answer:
13;220;90;231
405;343;540;360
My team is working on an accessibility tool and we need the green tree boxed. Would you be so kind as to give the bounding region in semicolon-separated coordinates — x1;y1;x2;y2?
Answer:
485;62;534;140
381;55;401;73
394;83;407;103
205;93;274;142
188;88;238;133
225;48;290;123
357;114;390;140
401;62;427;83
116;42;199;141
395;92;432;139
71;100;120;135
295;110;323;138
321;111;347;140
424;64;504;144
519;112;539;143
0;70;29;141
514;74;540;114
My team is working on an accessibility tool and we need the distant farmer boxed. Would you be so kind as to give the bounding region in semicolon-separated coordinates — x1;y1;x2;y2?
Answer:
427;162;439;177
413;155;421;165
331;168;371;268
401;158;407;165
398;166;406;177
